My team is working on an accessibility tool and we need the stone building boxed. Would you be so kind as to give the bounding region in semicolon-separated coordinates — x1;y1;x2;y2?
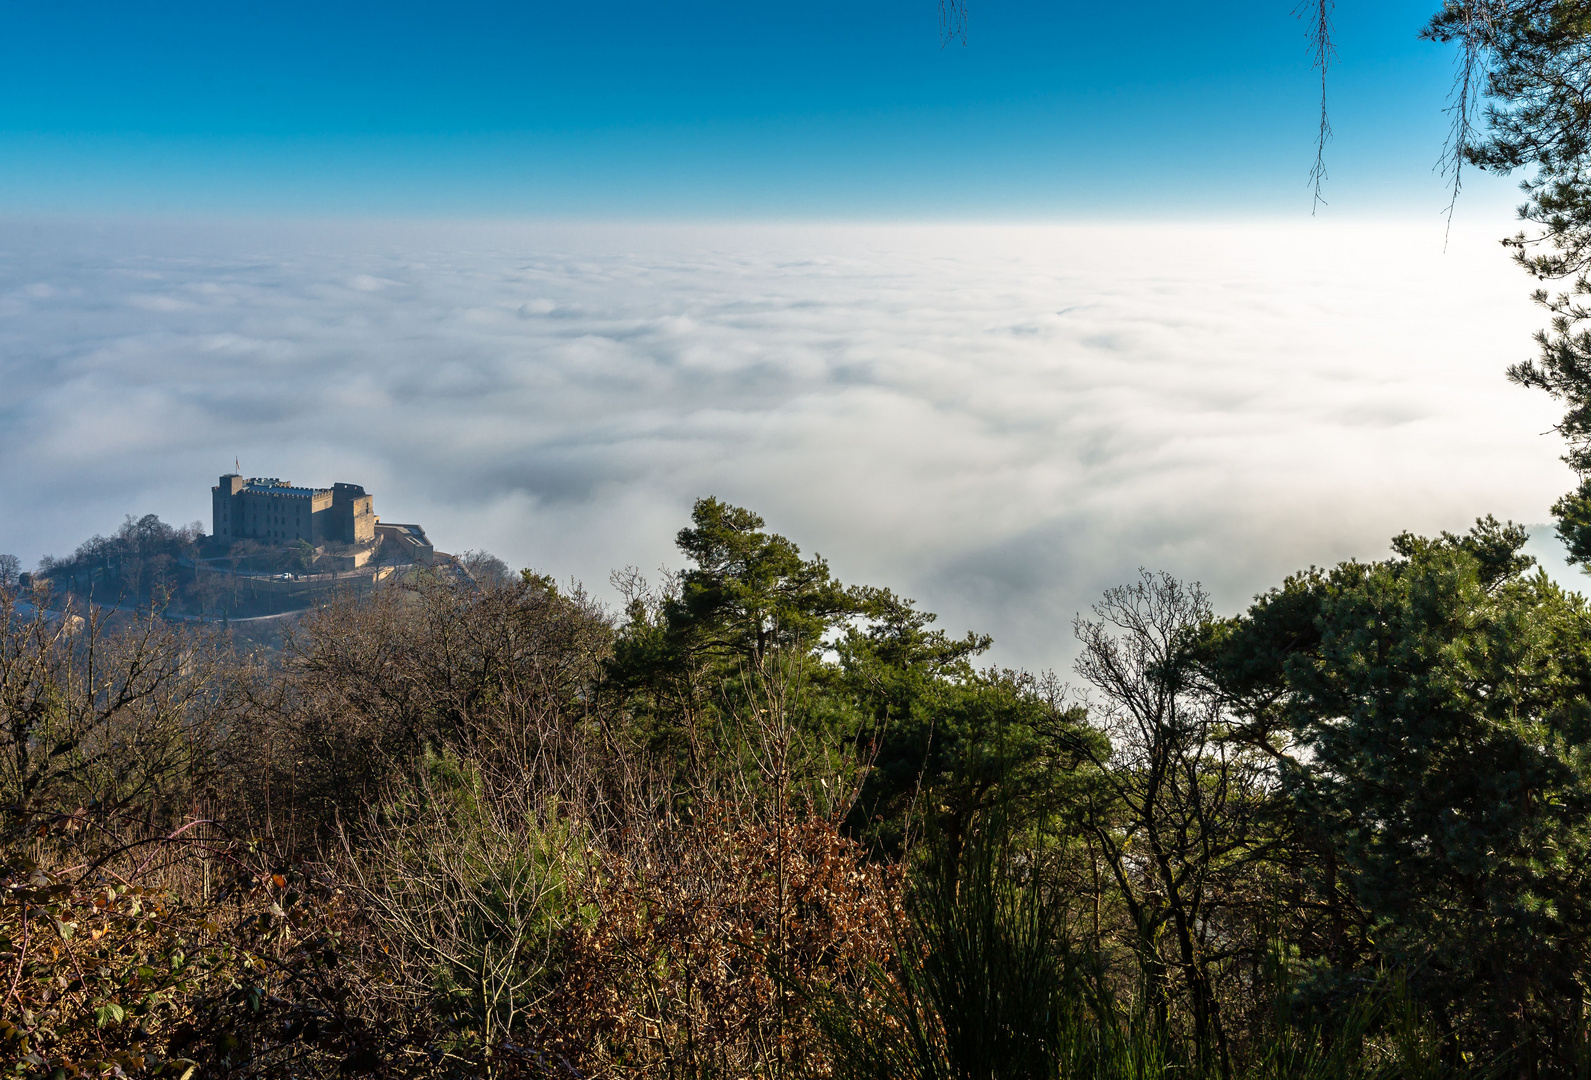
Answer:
211;474;375;546
374;521;435;564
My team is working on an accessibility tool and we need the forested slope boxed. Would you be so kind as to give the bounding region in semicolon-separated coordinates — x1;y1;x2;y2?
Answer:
5;500;1589;1078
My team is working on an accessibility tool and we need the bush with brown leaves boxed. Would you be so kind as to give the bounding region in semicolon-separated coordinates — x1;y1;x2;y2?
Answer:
539;809;902;1080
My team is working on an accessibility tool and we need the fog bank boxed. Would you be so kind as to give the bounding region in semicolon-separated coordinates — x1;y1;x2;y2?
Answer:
0;218;1572;668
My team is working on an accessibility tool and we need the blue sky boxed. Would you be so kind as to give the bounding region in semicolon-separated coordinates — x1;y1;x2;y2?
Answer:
0;0;1513;217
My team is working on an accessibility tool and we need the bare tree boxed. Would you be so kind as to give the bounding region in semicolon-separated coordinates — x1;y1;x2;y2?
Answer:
0;590;234;841
235;568;614;838
1069;571;1274;1076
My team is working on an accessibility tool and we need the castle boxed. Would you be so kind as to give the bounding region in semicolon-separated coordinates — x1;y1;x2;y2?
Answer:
212;474;374;546
210;473;434;565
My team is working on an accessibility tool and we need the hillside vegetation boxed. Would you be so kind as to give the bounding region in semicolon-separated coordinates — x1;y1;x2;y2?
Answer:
4;499;1589;1078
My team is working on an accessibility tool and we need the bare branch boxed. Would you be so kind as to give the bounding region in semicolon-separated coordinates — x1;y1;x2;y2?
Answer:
941;0;967;47
1298;0;1337;211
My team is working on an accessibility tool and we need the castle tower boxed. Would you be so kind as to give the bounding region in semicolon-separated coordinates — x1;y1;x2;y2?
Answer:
330;483;375;545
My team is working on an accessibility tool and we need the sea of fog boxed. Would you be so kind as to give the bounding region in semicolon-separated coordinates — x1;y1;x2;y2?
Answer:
0;218;1578;669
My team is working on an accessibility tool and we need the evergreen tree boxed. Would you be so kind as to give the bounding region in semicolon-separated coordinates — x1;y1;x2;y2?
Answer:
1205;518;1591;1068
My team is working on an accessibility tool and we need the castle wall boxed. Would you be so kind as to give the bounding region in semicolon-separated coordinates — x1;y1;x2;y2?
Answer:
308;490;334;542
211;474;374;548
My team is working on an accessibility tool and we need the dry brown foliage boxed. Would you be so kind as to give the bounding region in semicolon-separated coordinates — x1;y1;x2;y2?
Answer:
540;809;902;1079
0;822;418;1079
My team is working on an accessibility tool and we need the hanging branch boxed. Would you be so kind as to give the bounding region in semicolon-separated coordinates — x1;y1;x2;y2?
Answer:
1299;0;1337;211
1436;1;1502;238
941;0;967;46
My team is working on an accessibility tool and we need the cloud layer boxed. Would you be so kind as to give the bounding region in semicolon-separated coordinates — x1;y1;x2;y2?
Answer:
0;218;1571;668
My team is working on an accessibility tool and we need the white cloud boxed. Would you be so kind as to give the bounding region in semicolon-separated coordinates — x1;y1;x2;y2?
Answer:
0;218;1576;669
